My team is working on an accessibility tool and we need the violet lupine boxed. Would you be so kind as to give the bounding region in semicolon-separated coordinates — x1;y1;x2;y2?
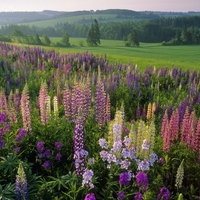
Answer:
21;84;31;132
84;193;96;200
71;83;85;123
157;187;170;200
15;163;28;200
178;96;189;126
82;169;94;189
134;192;143;200
119;171;131;186
15;128;26;143
136;171;149;192
118;191;125;199
74;122;87;176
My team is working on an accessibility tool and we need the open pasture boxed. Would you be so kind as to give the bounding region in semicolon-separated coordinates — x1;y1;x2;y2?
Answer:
48;37;200;71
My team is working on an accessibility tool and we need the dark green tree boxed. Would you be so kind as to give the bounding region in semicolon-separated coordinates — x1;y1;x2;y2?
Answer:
126;30;140;47
86;19;101;46
34;34;42;45
42;34;51;46
61;32;70;47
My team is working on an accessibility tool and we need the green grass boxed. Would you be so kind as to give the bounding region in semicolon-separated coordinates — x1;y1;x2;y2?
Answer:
45;37;200;71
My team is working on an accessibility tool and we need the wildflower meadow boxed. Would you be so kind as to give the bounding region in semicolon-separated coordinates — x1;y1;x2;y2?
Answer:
0;42;200;199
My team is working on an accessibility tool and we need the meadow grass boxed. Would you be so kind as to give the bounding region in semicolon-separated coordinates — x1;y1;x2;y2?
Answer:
46;37;200;71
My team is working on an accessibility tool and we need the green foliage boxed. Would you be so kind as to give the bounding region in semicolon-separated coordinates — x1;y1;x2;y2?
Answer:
0;183;15;200
42;34;51;46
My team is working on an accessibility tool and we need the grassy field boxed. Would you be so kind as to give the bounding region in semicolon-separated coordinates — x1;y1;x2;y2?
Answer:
42;37;200;71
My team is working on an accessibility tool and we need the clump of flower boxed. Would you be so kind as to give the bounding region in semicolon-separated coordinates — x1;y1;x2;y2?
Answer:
118;191;125;199
157;187;170;200
119;171;131;186
82;169;94;189
134;192;143;200
84;193;96;200
55;141;62;160
136;171;149;192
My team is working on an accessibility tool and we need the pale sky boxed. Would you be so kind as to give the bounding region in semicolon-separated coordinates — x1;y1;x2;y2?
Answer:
0;0;200;12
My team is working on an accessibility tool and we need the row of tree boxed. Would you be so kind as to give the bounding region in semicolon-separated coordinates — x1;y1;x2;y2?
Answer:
0;15;200;45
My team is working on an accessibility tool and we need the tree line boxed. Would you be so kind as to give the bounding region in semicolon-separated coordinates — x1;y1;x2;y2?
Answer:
0;15;200;45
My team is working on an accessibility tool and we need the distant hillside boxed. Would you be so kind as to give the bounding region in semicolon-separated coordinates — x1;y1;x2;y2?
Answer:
0;10;65;26
1;9;200;27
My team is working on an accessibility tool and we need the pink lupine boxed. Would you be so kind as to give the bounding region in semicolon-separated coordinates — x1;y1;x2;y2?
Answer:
195;120;200;161
180;107;190;144
161;110;168;137
63;87;71;121
187;111;197;150
38;81;49;125
0;89;7;114
169;109;179;141
21;84;31;132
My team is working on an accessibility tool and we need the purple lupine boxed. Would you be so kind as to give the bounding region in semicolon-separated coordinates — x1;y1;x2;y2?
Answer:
84;193;96;200
136;172;149;191
158;158;165;165
157;187;170;200
119;172;131;186
42;160;51;170
55;141;62;151
134;192;143;200
82;169;94;189
55;152;62;160
44;149;51;158
15;128;26;143
118;191;125;199
74;123;87;176
37;141;45;153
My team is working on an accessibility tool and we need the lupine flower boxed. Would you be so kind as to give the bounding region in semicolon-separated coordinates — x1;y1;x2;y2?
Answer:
74;123;87;176
15;128;26;142
21;84;31;132
120;159;131;170
84;193;96;200
42;160;51;170
55;152;62;160
0;137;5;148
157;187;170;200
55;141;62;151
82;169;94;189
134;192;143;200
119;172;131;186
118;191;125;199
0;112;7;124
136;171;149;190
137;159;150;171
44;149;51;158
99;138;108;149
175;159;184;189
13;147;21;153
149;153;158;166
15;163;28;200
37;141;45;153
158;158;165;165
88;157;95;165
142;139;150;150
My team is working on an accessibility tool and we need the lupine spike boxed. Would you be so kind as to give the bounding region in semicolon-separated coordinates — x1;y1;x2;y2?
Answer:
21;84;31;132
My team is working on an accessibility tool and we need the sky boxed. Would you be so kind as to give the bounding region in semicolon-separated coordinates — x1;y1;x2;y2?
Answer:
0;0;200;12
